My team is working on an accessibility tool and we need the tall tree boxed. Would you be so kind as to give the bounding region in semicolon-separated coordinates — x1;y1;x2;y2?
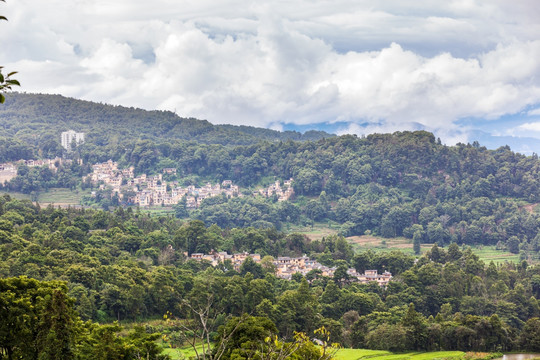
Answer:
413;231;422;255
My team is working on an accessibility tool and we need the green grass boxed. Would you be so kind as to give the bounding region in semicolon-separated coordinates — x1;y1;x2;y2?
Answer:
346;232;524;264
347;235;431;255
409;352;464;360
286;221;524;264
162;347;465;360
0;191;32;201
37;188;90;204
336;349;392;360
162;344;205;359
139;206;175;216
468;245;520;264
286;221;340;241
335;350;465;360
0;188;90;206
289;225;525;264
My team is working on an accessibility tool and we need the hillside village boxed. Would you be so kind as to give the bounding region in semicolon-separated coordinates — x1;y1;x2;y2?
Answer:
88;160;240;207
190;250;393;286
0;157;295;208
89;160;294;207
256;178;294;202
0;158;73;183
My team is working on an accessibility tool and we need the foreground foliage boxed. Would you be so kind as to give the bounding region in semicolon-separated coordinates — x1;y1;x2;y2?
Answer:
0;277;169;360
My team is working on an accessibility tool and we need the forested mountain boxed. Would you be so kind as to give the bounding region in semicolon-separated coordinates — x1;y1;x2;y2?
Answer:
2;109;540;260
0;92;333;148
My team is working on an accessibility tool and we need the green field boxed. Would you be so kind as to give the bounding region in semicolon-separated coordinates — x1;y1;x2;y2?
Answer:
335;349;465;360
162;344;205;359
287;221;341;241
289;222;523;264
0;188;90;206
139;206;175;216
0;189;174;215
336;349;392;360
36;188;90;205
161;347;469;360
0;191;32;201
348;235;426;254
469;246;521;264
346;232;521;264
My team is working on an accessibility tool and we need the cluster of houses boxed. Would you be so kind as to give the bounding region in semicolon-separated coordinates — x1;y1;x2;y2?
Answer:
0;158;72;184
190;251;392;286
89;160;296;208
256;179;294;201
0;155;296;210
88;160;241;207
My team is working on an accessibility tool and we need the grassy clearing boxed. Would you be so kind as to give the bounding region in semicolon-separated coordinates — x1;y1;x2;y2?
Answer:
37;188;90;205
348;235;432;255
161;346;465;360
0;191;32;201
336;349;392;360
287;226;433;256
1;188;90;207
139;206;175;216
408;352;464;360
286;222;340;241
162;344;205;359
288;224;523;264
348;234;521;264
347;234;522;264
335;350;465;360
469;246;520;264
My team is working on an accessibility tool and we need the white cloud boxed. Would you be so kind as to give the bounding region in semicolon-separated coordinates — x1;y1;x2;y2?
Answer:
3;0;540;143
516;122;540;132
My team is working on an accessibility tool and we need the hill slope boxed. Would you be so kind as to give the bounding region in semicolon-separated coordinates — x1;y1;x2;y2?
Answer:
0;92;333;146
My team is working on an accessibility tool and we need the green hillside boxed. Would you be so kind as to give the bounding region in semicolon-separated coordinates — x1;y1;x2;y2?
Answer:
0;92;333;149
1;101;540;262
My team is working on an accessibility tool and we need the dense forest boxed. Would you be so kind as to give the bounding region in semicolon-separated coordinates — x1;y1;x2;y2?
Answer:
1;195;540;358
0;93;332;150
3;93;540;357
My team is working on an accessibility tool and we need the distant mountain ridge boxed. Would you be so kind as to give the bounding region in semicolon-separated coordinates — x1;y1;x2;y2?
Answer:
0;93;334;146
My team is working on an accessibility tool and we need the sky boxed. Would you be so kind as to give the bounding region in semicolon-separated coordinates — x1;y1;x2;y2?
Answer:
2;0;540;150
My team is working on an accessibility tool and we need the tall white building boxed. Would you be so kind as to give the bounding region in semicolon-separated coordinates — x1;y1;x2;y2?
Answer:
61;130;85;151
